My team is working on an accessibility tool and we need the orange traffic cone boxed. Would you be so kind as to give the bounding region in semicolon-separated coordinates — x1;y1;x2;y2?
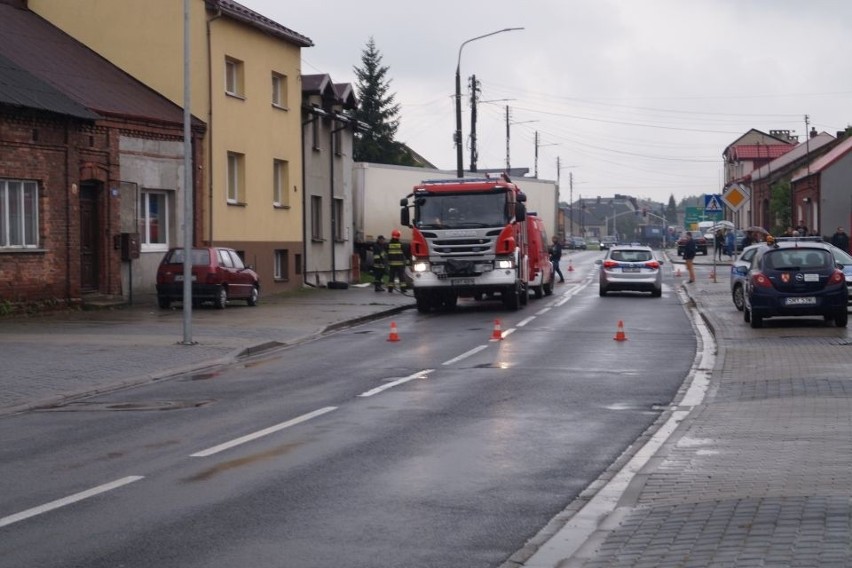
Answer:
568;259;574;272
490;319;503;341
613;320;628;341
675;267;682;278
387;321;400;342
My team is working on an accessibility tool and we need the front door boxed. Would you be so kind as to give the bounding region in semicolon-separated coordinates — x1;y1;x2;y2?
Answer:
80;184;99;292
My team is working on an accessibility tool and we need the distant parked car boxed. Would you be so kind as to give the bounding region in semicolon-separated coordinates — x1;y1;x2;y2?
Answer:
600;236;618;250
595;244;663;297
569;237;587;250
156;247;260;309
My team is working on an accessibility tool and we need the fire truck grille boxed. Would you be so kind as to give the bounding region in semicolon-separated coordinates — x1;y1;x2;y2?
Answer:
431;238;493;255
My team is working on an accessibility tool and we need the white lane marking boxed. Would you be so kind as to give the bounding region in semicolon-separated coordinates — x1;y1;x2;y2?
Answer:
0;476;144;529
536;307;551;315
501;328;517;339
190;406;337;457
517;316;536;328
357;369;433;398
443;345;488;366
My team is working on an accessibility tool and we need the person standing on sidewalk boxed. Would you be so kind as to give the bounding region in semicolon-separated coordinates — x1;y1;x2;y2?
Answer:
683;231;697;283
386;229;408;293
714;228;724;260
371;235;387;292
725;228;735;259
550;236;565;283
831;226;849;252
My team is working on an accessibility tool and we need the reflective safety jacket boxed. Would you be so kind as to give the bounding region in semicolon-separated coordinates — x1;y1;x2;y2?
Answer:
387;239;406;266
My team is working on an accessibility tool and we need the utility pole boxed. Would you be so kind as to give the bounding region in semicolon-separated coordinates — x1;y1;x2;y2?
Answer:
534;131;539;178
505;105;510;171
469;75;480;172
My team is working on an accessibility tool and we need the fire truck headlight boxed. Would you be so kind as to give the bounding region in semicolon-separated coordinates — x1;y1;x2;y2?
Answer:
412;261;430;273
495;259;514;269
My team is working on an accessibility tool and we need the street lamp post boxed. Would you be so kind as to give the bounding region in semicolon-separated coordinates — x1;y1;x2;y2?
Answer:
455;27;523;177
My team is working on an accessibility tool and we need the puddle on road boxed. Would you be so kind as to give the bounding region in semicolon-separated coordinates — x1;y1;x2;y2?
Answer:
182;441;303;482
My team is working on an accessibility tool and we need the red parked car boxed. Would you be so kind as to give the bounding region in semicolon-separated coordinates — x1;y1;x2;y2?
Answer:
156;247;260;309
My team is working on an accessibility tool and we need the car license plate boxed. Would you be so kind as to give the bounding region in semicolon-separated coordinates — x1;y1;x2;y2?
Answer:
785;296;816;306
451;278;475;286
622;267;640;273
174;275;196;282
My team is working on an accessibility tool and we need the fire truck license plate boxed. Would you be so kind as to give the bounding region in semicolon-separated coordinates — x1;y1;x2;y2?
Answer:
451;278;475;286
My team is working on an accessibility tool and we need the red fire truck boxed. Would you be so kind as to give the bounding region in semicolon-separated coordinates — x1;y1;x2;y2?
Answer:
400;174;532;313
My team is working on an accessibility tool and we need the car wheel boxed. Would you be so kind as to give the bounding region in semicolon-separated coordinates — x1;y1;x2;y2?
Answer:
157;296;170;309
247;286;259;306
214;286;227;309
651;287;662;298
533;285;543;299
732;284;745;311
836;310;848;328
750;311;763;328
743;304;751;323
599;286;607;297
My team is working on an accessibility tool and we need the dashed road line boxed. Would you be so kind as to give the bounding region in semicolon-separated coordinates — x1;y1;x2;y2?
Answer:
0;476;144;529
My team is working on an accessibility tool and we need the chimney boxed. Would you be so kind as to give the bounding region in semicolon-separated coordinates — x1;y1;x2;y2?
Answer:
810;127;818;139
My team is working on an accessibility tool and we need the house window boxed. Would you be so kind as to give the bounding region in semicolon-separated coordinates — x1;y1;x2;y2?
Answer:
227;152;245;204
271;72;287;108
311;117;321;151
332;198;344;241
274;249;289;281
311;195;323;240
273;159;289;207
333;128;343;156
294;253;302;275
225;57;244;97
0;179;39;248
139;190;169;251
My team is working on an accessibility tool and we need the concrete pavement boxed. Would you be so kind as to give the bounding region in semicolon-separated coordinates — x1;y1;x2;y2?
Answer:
4;256;852;567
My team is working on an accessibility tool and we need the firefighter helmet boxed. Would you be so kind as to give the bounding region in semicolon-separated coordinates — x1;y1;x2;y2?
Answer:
391;229;401;238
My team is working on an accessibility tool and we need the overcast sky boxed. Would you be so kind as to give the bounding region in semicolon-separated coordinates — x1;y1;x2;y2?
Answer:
241;0;851;205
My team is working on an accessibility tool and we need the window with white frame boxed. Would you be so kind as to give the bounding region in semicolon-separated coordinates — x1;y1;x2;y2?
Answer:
332;197;344;241
311;195;323;240
273;159;289;207
0;179;39;248
227;152;245;204
271;72;287;108
274;249;289;280
225;57;244;97
139;190;170;251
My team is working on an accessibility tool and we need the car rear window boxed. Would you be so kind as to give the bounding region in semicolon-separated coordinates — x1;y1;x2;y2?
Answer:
611;250;653;262
765;249;831;270
165;248;211;266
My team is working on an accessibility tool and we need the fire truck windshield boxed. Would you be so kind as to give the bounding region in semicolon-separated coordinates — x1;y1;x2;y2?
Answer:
415;192;509;229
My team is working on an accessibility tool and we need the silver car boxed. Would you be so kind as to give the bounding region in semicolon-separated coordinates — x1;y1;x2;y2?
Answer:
596;245;663;297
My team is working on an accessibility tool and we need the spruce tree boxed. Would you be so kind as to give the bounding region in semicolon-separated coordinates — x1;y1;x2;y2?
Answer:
352;37;415;165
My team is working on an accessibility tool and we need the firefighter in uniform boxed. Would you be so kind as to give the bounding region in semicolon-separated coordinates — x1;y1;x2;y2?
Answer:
371;235;387;292
387;229;407;293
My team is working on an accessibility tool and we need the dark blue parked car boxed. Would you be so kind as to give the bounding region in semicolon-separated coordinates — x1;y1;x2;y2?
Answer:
740;240;848;328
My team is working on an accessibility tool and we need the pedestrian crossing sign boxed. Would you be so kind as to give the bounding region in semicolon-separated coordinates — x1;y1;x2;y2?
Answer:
704;194;724;214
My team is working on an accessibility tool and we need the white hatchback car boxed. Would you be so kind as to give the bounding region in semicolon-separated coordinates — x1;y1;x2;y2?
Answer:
596;245;664;297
